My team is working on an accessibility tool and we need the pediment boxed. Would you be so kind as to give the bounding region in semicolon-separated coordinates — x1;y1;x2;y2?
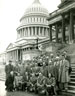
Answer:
6;43;14;50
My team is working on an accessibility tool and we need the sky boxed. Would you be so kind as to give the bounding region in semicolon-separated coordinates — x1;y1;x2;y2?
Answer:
0;0;60;53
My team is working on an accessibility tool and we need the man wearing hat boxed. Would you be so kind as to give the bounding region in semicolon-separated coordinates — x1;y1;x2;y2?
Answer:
5;60;14;78
5;60;14;90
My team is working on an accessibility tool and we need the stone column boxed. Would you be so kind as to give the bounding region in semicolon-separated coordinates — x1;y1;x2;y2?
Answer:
14;50;15;61
69;10;74;42
24;28;25;37
55;24;59;43
15;50;17;60
19;50;21;61
20;29;22;37
27;28;28;36
20;30;21;38
35;27;37;36
23;29;24;37
62;14;66;43
30;27;31;36
16;49;18;61
42;27;44;36
31;27;34;36
49;25;52;41
25;28;27;36
28;27;30;36
39;27;41;36
21;29;23;37
47;28;49;36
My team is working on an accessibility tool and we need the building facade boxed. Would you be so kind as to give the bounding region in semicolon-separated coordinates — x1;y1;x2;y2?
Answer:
48;0;75;44
6;0;49;63
6;0;75;63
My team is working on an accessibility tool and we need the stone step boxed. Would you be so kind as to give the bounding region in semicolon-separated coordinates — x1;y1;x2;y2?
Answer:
69;82;75;86
71;72;75;75
71;70;75;73
71;72;75;74
67;90;75;94
70;74;75;78
70;78;75;81
68;85;75;89
71;66;75;69
61;90;75;96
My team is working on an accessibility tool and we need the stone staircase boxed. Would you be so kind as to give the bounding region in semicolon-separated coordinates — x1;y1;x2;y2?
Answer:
67;64;75;94
62;63;75;95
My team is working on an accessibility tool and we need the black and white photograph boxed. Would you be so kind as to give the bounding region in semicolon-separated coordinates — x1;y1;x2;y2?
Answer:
0;0;75;96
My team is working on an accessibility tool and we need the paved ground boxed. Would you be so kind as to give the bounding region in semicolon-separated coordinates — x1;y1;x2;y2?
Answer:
0;80;75;96
0;81;38;96
0;65;74;96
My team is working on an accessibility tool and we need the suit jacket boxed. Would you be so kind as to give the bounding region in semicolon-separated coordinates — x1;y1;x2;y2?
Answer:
5;64;14;78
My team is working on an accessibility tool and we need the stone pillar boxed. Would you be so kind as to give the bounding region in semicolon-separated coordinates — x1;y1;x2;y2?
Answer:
39;27;41;36
20;30;21;38
21;29;22;37
26;27;28;36
16;50;18;61
31;27;34;36
30;27;31;36
24;28;25;37
15;50;17;60
44;28;45;36
55;24;59;43
69;10;74;42
14;51;15;60
21;29;23;37
62;14;66;43
28;27;30;36
25;28;27;36
23;29;24;37
35;27;37;36
42;27;44;36
47;28;49;36
49;25;52;41
19;50;21;61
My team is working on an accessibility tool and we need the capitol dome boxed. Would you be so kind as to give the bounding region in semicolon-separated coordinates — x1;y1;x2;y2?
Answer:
17;0;49;40
21;0;49;19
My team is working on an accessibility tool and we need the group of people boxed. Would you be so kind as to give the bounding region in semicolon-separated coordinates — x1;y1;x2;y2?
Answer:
5;51;71;96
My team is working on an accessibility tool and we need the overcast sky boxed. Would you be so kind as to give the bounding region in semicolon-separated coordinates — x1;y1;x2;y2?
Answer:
0;0;60;53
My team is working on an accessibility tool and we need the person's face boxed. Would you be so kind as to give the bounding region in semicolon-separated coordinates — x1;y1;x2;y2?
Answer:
62;55;65;60
16;62;18;65
43;62;46;66
9;61;12;64
39;73;42;77
48;73;51;78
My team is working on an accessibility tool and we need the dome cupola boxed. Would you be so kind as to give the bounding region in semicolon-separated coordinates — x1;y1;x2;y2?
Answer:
17;0;49;40
20;0;49;21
